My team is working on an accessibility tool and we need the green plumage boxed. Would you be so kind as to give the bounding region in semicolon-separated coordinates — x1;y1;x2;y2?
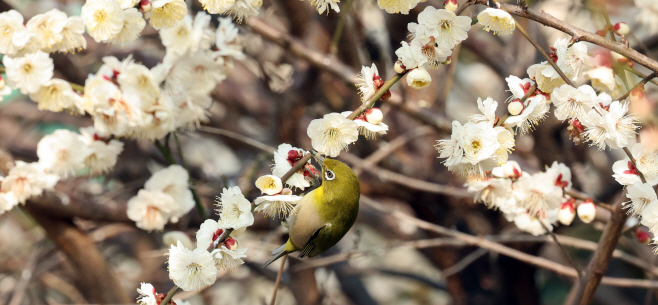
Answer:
263;156;360;267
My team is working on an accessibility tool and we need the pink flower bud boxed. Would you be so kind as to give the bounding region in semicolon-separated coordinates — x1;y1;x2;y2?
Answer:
613;22;629;36
577;199;596;224
444;0;459;12
394;61;406;74
558;199;576;226
140;0;152;13
507;99;524;115
224;237;239;250
634;228;652;245
364;108;383;125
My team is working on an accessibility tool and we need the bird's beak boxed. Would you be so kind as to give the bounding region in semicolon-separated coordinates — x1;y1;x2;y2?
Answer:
309;150;325;171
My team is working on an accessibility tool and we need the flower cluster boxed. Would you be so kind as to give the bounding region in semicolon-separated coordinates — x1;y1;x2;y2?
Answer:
464;161;592;236
0;127;124;215
127;164;195;231
0;9;85;57
82;14;243;139
436;97;515;178
254;175;303;218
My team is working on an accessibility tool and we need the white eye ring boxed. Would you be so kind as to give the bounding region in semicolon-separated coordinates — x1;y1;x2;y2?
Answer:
325;170;335;180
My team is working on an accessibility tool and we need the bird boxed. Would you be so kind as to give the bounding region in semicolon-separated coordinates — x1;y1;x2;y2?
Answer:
263;150;360;267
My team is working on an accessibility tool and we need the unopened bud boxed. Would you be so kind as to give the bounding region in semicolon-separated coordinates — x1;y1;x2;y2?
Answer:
163;231;195;249
577;199;596;224
558;199;576;226
224;237;239;250
373;75;385;89
631;86;645;101
140;0;152;13
634;228;652;244
365;108;383;125
613;22;630;36
381;89;391;101
406;68;431;89
394;61;406;74
507;99;524;115
444;0;458;12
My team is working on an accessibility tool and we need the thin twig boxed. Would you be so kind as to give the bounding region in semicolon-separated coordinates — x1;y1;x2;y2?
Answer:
616;72;658;101
599;0;616;43
330;0;353;55
564;189;613;211
543;222;583;278
160;285;179;305
513;19;575;87
347;72;406;120
455;1;473;15
269;255;287;305
441;248;488;278
620;65;658;86
438;44;461;108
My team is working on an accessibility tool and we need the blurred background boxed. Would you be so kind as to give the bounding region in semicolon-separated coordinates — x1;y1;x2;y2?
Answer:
1;0;658;304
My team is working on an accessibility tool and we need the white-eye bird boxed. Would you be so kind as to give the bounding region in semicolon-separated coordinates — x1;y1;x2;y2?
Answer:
263;151;360;267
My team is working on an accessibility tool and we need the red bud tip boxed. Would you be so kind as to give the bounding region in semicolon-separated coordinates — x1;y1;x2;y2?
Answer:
634;228;652;244
613;22;630;36
394;61;406;74
631;86;645;99
224;237;239;250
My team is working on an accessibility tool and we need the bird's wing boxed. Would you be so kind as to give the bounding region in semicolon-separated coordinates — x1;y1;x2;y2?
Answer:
289;191;325;249
299;226;325;258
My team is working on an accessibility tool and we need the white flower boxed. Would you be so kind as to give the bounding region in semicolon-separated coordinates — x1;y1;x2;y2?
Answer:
513;212;554;236
527;62;566;94
0;77;12;102
310;0;340;14
635;0;658;34
406;68;432;89
167;241;217;291
211;245;247;270
83;76;141;136
395;41;428;70
0;192;19;214
1;161;59;204
172;93;212;129
166;52;227;95
377;0;420;14
469;97;498;125
132;95;177;140
147;0;188;30
110;8;146;45
160;12;215;56
584;66;616;95
81;0;124;42
3;52;54;94
26;9;68;50
136;282;158;305
215;17;244;60
465;177;513;210
0;10;32;56
493;127;515;165
626;183;658;216
196;219;224;250
554;38;590;82
641;200;658;232
505;75;534;100
545;161;572;190
505;95;549;134
612;143;658;186
117;61;161;105
37;129;92;177
491;161;522;178
582;101;638;150
163;231;195;249
144;164;195;222
477;8;515;36
551;84;597;121
216;186;254;229
307;112;359;157
199;0;235;14
118;0;140;9
515;172;563;216
409;7;471;49
44;16;87;53
224;0;260;23
255;175;283;195
254;193;301;218
272;144;311;190
445;122;501;178
436;121;464;167
356;64;380;102
127;189;176;231
412;36;452;69
29;79;81;113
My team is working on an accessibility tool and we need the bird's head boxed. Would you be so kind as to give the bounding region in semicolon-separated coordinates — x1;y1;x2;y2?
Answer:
310;150;360;197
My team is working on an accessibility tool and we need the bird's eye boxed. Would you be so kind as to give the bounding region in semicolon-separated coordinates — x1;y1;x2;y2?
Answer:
325;170;335;180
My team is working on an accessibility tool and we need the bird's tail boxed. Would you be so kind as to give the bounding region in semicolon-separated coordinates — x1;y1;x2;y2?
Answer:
263;244;288;268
